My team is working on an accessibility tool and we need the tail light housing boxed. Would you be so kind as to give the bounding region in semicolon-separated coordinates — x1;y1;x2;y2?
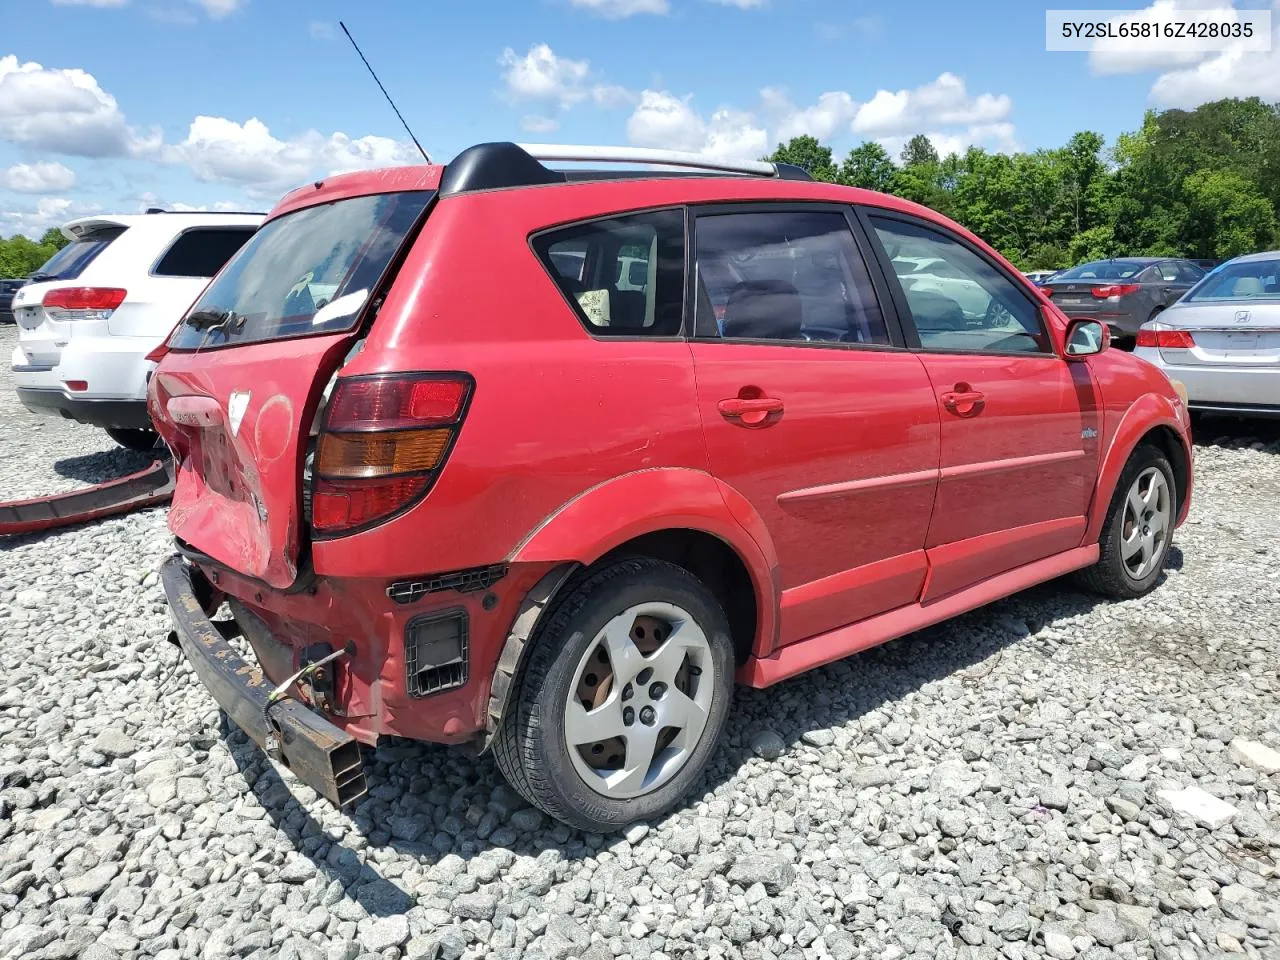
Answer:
1091;283;1140;299
42;287;126;322
1136;324;1195;349
311;373;472;536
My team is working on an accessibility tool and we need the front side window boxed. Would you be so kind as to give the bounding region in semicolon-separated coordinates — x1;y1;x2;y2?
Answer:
870;216;1046;354
533;209;684;337
1176;261;1205;283
1185;258;1280;301
169;190;431;350
694;209;888;345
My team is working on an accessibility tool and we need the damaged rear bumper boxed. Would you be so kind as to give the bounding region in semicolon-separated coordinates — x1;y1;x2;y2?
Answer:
160;555;367;807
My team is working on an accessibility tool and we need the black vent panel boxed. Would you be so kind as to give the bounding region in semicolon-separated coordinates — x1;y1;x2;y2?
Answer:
405;610;469;698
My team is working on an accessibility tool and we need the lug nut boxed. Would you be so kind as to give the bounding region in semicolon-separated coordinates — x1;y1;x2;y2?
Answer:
640;706;656;726
636;667;653;686
621;683;634;701
623;706;635;726
649;682;667;700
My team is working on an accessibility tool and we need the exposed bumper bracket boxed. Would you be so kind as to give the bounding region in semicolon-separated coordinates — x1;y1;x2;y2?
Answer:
160;556;367;807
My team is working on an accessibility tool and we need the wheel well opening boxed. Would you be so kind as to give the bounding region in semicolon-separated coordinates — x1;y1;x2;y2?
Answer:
1141;425;1189;514
600;529;758;665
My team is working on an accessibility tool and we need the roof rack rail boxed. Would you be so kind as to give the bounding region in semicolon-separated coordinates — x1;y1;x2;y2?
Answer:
438;141;812;196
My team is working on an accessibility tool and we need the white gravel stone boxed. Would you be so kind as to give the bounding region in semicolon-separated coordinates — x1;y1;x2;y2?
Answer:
1157;785;1240;829
1228;738;1280;774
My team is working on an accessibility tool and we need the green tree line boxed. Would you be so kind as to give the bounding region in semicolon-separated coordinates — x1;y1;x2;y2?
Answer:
0;228;68;279
767;97;1280;271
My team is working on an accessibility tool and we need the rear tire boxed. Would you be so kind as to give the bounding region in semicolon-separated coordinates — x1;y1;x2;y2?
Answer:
1077;444;1176;599
106;427;158;452
493;557;735;832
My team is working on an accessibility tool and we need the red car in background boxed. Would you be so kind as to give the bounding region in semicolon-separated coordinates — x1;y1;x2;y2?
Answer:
150;142;1193;832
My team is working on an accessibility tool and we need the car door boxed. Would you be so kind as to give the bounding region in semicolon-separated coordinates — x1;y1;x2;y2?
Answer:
689;204;941;647
861;210;1101;602
1151;260;1198;312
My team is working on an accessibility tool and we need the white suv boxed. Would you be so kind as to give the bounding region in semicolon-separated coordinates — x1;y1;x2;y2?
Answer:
11;210;262;449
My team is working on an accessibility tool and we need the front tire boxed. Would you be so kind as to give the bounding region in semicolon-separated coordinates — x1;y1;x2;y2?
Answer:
493;558;735;832
1077;444;1176;599
106;427;158;452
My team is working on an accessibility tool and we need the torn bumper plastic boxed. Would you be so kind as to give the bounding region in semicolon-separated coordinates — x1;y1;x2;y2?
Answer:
0;457;174;537
160;556;367;808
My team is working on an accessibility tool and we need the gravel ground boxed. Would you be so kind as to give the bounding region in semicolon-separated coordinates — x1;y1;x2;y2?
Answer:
1;321;1279;960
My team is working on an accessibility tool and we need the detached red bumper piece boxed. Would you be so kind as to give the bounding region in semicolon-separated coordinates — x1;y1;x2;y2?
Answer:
160;556;367;808
0;458;174;536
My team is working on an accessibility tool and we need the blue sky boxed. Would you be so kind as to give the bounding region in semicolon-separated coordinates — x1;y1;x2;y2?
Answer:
2;0;1278;237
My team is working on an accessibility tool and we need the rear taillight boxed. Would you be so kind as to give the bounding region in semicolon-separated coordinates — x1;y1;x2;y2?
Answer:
311;373;472;536
1136;325;1195;349
1091;283;1140;299
42;287;126;321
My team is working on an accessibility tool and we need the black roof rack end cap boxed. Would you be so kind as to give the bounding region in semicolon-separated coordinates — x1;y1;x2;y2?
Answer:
774;163;813;182
439;142;564;197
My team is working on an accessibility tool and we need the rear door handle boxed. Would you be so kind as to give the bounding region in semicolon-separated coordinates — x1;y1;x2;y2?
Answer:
718;396;784;426
940;389;985;416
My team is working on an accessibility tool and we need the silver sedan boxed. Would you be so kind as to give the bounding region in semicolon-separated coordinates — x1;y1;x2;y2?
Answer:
1134;251;1280;418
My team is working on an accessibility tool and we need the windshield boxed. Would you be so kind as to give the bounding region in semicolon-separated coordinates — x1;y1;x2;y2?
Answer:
30;227;125;281
1054;260;1146;281
1185;259;1280;301
168;190;432;350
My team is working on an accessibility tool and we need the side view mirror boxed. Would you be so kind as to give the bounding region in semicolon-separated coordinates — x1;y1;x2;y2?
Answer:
1064;318;1109;359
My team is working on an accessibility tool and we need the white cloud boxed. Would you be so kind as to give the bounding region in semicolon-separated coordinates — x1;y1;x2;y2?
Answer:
2;161;77;194
500;44;591;107
309;20;336;40
0;197;101;239
499;44;634;116
51;0;128;6
568;0;669;17
852;73;1011;136
707;0;768;7
521;115;561;133
0;55;161;158
192;0;244;18
626;90;767;159
761;88;858;143
135;191;248;213
171;115;421;196
877;122;1019;161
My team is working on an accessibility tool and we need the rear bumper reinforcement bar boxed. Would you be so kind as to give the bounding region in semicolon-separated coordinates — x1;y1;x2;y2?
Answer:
160;556;367;808
0;458;174;537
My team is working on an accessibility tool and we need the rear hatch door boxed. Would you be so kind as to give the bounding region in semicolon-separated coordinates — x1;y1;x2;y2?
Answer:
150;188;432;589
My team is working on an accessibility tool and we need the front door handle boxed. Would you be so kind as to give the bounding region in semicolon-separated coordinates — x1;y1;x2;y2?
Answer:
940;389;985;417
718;396;784;426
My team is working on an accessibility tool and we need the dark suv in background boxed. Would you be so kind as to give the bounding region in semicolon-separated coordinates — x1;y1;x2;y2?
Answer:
0;278;25;323
1041;257;1205;341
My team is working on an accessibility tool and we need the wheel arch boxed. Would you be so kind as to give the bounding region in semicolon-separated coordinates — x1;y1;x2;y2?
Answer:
1084;396;1192;545
484;468;779;747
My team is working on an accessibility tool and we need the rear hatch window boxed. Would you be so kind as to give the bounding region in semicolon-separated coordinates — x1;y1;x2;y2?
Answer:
168;191;431;350
28;225;126;282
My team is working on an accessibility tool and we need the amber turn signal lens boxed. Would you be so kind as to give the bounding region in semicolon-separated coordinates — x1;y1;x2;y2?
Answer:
315;428;451;479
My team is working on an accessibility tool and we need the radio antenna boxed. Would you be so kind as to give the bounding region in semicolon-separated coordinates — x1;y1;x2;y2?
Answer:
339;21;430;163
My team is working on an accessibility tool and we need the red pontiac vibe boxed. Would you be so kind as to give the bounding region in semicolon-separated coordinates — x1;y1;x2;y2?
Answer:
150;142;1193;832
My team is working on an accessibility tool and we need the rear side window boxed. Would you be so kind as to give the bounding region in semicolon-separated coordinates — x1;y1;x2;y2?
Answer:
533;209;684;337
153;227;256;278
695;210;889;345
169;191;431;350
29;226;126;282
